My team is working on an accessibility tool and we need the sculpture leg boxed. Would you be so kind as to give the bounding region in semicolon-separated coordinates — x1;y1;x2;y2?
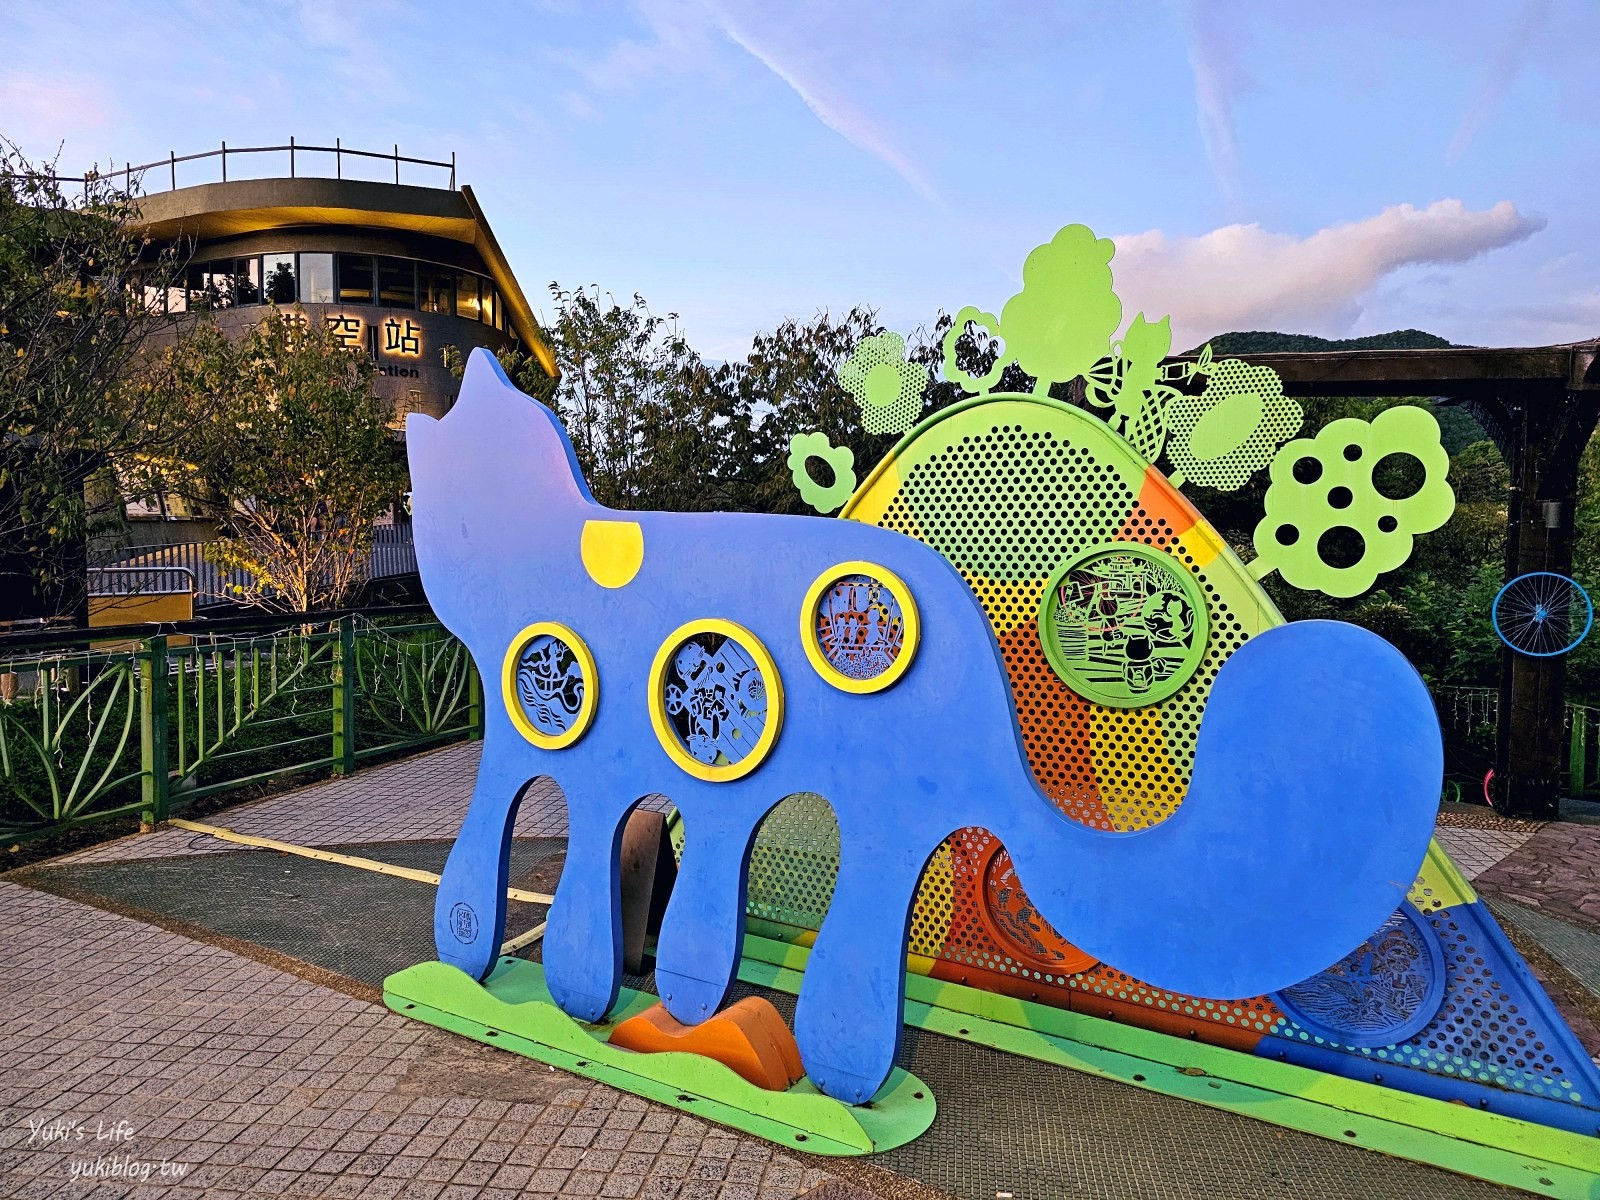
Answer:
654;803;755;1027
793;839;931;1104
433;738;531;981
543;793;633;1022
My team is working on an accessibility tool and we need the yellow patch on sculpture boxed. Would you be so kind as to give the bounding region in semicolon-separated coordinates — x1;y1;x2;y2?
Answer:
581;520;645;588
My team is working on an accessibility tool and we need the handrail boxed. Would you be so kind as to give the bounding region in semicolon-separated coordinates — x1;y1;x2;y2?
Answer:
0;602;434;653
33;139;458;195
87;566;196;596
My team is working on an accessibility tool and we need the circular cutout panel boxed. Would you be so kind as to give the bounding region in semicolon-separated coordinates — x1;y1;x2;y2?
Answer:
975;841;1097;975
501;623;598;750
650;620;784;782
801;562;921;693
1037;543;1209;708
1274;902;1445;1048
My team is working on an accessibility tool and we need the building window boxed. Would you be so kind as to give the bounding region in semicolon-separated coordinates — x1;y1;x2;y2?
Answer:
456;273;481;322
159;250;508;330
419;263;454;315
300;253;335;303
337;254;374;305
378;257;417;309
263;253;297;304
233;257;261;305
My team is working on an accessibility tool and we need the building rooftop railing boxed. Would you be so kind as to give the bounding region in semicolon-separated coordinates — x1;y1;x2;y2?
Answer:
43;139;457;197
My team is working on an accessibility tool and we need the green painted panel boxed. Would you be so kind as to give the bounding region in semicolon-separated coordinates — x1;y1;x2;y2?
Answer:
383;958;935;1157
1252;406;1456;598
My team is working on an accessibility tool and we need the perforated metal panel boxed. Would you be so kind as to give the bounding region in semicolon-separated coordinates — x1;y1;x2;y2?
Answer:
736;392;1600;1135
744;793;839;930
1272;898;1600;1131
873;400;1272;834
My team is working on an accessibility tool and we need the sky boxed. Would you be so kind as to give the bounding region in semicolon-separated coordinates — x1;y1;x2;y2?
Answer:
4;0;1597;359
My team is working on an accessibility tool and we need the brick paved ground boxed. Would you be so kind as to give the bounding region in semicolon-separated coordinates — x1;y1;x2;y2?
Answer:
0;881;833;1200
1474;821;1600;930
57;744;661;867
1433;823;1543;880
11;741;1593;1198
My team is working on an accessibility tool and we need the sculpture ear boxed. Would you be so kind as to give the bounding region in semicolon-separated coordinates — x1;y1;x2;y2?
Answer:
451;348;598;507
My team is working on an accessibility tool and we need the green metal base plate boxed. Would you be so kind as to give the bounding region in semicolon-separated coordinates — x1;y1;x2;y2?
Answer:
382;957;935;1156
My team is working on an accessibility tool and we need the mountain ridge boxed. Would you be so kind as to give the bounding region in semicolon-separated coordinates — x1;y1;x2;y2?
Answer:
1189;329;1457;355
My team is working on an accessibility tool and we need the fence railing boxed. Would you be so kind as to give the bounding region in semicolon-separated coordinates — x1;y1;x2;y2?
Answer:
0;609;481;842
87;566;196;597
99;526;417;608
1433;684;1600;800
43;139;457;196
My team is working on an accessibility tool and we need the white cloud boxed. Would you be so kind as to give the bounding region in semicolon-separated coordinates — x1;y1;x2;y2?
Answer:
1446;0;1550;164
701;2;944;208
1180;1;1249;209
1109;200;1546;348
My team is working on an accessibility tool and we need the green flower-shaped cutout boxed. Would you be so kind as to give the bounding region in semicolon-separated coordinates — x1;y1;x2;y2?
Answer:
1251;405;1455;598
839;332;925;435
788;431;857;514
1163;357;1301;491
941;306;1008;394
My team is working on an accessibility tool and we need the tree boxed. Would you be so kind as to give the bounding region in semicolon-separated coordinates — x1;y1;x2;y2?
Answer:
449;284;741;512
0;141;192;623
175;310;407;613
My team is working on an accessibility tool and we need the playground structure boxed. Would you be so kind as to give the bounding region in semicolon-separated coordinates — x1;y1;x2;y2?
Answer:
385;226;1600;1188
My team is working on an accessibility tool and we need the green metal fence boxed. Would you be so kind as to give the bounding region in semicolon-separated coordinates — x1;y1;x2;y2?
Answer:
0;610;481;842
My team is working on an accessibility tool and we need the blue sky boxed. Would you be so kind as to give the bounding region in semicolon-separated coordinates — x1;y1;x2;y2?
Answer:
5;1;1596;358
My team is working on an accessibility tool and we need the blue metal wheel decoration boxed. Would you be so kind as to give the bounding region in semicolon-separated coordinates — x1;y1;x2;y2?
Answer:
1272;901;1445;1049
1492;571;1593;657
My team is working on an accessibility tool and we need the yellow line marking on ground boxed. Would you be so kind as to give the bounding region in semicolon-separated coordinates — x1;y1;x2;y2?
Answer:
166;818;556;906
501;922;548;953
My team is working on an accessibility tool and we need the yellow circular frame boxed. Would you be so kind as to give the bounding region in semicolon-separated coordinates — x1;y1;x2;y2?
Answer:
800;561;921;694
648;619;784;782
501;622;599;750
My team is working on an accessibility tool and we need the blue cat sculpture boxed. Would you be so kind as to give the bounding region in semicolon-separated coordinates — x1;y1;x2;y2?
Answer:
407;350;1442;1104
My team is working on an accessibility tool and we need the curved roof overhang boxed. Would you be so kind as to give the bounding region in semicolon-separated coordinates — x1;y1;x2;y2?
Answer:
132;177;557;377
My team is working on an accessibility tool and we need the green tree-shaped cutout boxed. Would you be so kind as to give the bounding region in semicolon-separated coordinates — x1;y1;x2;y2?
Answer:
1163;354;1302;490
1250;405;1455;598
999;224;1123;394
838;332;925;435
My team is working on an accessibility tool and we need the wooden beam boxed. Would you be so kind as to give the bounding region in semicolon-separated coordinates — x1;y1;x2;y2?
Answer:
1163;340;1599;398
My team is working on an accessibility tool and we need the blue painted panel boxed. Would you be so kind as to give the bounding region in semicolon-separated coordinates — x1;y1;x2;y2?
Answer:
410;350;1444;1104
1268;898;1600;1138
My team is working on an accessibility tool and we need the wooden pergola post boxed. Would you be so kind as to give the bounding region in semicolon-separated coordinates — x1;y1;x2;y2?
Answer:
1166;339;1600;822
1494;386;1600;818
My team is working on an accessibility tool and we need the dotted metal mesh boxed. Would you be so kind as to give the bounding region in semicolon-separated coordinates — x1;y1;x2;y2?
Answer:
744;793;840;930
1274;904;1591;1107
926;826;1284;1045
1164;359;1302;492
877;414;1263;833
734;395;1600;1125
840;333;925;436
